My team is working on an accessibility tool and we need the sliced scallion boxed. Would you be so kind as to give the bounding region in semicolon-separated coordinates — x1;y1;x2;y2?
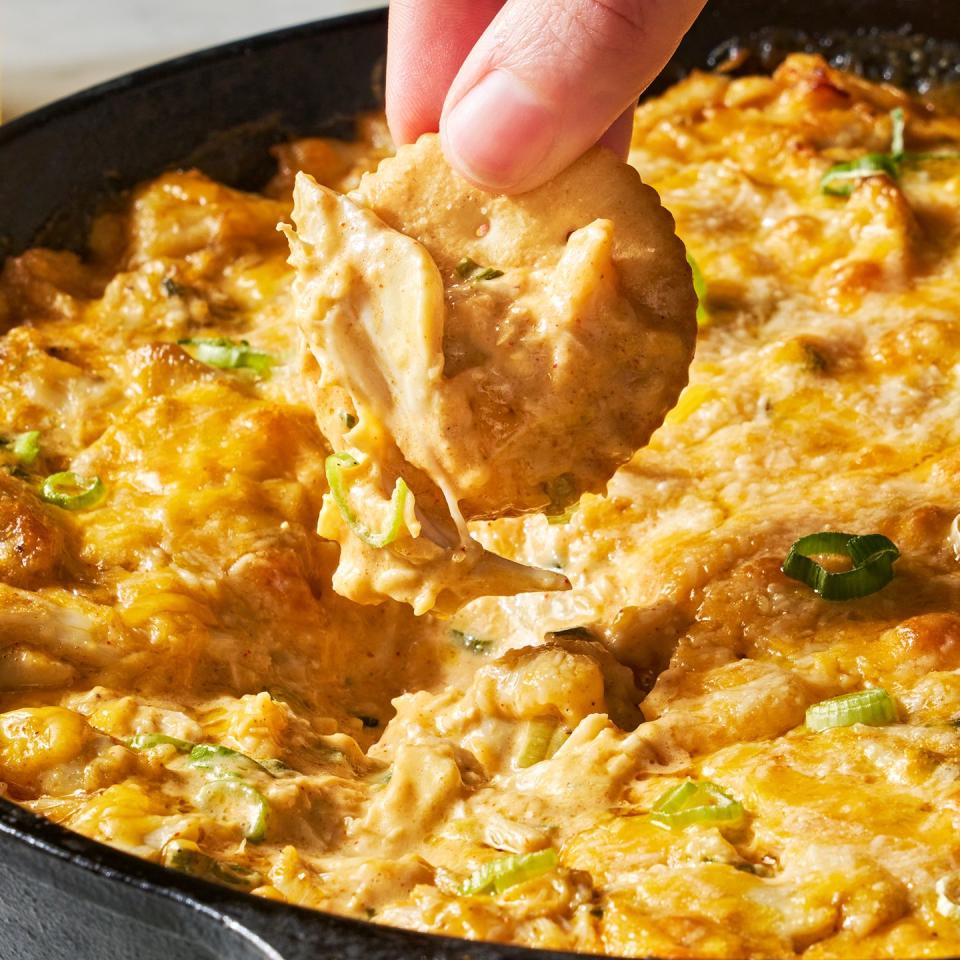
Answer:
7;431;41;466
450;629;492;655
196;779;270;842
127;733;194;753
188;743;273;779
543;473;578;524
517;719;557;768
473;267;504;280
40;471;105;510
820;106;960;197
821;153;901;196
805;688;896;731
460;848;558;896
649;780;745;830
890;106;906;158
178;337;275;378
686;251;709;326
163;840;262;890
781;531;899;600
325;452;410;549
455;257;504;281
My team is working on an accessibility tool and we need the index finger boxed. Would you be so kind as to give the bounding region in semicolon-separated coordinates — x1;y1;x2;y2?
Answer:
386;0;504;146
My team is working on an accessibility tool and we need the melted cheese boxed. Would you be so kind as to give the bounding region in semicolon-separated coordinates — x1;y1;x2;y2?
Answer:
2;53;960;957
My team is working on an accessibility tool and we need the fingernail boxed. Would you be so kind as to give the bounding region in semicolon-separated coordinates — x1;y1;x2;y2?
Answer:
443;69;556;191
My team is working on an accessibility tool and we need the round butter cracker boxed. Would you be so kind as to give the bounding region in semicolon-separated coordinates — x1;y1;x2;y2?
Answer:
352;134;696;518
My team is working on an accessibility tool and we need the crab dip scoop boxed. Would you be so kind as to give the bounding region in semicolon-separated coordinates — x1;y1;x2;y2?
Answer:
284;133;696;616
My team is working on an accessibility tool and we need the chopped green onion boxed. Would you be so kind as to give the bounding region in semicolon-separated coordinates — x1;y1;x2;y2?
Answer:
543;473;578;523
325;452;410;549
890;107;906;158
805;688;896;731
450;629;492;655
649;780;745;830
188;743;273;779
820;153;901;196
781;531;900;600
819;107;959;197
518;719;557;768
196;779;270;842
686;251;709;326
517;719;567;768
127;733;194;753
456;257;480;278
7;431;41;466
460;848;558;896
473;267;504;280
40;471;105;510
163;840;262;890
178;337;275;378
455;257;504;281
936;874;960;920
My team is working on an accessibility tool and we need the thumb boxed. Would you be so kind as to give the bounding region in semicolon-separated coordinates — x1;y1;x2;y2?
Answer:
439;0;705;193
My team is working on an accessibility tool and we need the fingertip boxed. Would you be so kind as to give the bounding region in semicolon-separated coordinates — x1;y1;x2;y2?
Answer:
386;0;504;147
441;69;559;193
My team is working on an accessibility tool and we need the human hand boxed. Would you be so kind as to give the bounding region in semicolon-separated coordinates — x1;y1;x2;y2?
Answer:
386;0;707;194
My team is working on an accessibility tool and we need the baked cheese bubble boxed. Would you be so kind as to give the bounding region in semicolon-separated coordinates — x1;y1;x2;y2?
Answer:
285;134;695;614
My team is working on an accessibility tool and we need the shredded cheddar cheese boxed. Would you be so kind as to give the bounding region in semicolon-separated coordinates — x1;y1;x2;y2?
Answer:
2;56;960;956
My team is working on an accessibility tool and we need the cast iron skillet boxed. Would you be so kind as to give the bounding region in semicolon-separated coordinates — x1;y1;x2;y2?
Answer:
0;4;958;959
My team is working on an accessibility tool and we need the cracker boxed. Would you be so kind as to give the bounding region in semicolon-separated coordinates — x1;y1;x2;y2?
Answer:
351;133;696;518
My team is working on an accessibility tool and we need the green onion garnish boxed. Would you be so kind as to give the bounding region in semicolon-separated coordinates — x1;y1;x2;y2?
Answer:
163;840;262;890
781;531;899;600
455;257;503;281
821;153;901;196
178;337;275;377
188;743;274;779
805;689;896;731
325;452;410;549
460;848;558;896
889;106;906;157
450;629;492;654
40;471;105;510
543;473;578;523
5;430;41;466
517;719;568;768
686;251;709;326
821;108;905;196
196;779;270;842
820;106;960;197
127;733;194;752
649;780;745;830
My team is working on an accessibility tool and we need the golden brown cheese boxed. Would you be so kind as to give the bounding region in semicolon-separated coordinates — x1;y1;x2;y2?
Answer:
2;53;960;957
